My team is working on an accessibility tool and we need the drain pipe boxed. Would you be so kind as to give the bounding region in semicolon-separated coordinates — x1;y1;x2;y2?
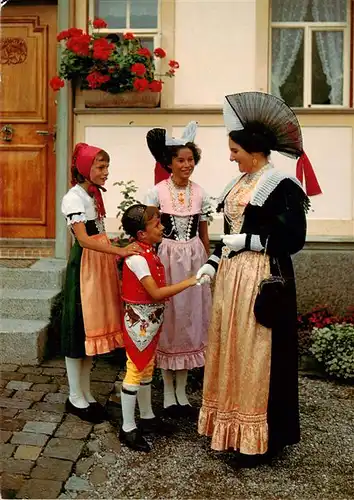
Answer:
55;0;70;260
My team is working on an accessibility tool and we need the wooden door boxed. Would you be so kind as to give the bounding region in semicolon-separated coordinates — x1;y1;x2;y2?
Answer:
0;3;57;238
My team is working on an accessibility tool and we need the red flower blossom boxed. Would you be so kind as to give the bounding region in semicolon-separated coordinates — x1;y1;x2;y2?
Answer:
138;47;152;58
153;47;166;58
131;62;146;76
66;34;91;56
86;71;110;89
108;65;119;74
149;79;163;92
169;60;180;69
168;69;175;75
49;76;65;91
92;18;108;29
57;30;70;42
67;28;84;38
133;78;149;92
124;32;135;40
93;38;114;60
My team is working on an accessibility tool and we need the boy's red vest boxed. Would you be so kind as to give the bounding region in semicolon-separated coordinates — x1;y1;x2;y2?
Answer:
121;242;166;371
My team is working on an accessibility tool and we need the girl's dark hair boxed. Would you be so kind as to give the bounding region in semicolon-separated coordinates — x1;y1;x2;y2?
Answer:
72;149;110;184
163;142;201;170
122;204;160;239
229;124;277;157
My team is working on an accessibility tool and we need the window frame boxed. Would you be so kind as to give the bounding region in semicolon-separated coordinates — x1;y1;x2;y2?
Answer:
88;0;162;50
269;1;352;109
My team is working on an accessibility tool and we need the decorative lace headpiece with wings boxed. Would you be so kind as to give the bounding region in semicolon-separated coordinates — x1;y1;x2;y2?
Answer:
224;92;322;196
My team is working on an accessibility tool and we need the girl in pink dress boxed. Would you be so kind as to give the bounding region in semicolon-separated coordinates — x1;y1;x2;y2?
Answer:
145;123;212;419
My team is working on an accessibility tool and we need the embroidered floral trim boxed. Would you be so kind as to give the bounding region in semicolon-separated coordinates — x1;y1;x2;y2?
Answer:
167;177;194;213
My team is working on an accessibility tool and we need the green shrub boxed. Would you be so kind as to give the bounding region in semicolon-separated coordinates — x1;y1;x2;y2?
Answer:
310;323;354;380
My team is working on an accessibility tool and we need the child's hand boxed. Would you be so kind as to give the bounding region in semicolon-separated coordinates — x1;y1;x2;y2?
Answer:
187;275;198;287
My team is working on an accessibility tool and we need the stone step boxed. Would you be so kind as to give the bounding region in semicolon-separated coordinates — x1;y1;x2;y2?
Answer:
0;258;66;290
0;289;60;320
0;318;49;365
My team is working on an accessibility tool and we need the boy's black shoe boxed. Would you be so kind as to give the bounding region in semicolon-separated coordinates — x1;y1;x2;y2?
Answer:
119;427;151;452
138;416;176;436
65;399;105;424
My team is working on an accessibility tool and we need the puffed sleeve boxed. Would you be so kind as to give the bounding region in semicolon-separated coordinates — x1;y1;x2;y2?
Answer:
144;186;160;207
200;189;214;222
61;191;87;226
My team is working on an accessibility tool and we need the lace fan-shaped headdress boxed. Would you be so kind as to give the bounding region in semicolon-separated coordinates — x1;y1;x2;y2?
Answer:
146;122;198;184
224;92;322;196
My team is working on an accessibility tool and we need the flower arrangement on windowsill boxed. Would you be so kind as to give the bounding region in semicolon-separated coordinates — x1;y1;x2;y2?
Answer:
49;18;179;108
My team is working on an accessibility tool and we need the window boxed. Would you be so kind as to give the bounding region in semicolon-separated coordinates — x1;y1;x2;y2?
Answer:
90;0;160;52
270;0;351;107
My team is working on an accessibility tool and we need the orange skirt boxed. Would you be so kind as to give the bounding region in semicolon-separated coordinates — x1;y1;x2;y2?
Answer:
80;234;124;356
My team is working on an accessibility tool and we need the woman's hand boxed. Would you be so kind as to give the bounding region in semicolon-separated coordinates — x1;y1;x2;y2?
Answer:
222;234;246;252
117;242;142;258
196;263;216;281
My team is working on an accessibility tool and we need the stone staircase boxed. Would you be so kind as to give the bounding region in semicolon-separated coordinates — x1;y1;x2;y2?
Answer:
0;259;67;365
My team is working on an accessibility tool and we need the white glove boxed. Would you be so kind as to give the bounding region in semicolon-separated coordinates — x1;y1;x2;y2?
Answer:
222;233;246;252
196;275;211;286
196;263;216;281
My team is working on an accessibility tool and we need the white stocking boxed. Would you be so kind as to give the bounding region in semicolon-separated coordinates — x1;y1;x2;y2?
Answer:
65;357;89;409
137;379;155;420
121;383;139;432
81;356;96;403
161;369;177;408
175;369;190;406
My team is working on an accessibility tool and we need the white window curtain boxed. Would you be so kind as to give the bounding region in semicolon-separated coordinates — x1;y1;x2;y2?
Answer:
312;0;345;104
271;0;310;100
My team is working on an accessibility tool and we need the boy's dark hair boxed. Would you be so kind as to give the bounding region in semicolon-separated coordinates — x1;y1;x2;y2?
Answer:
122;204;160;239
163;142;201;170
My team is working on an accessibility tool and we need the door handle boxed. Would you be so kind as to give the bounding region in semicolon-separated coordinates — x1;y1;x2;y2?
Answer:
36;129;57;152
1;124;14;142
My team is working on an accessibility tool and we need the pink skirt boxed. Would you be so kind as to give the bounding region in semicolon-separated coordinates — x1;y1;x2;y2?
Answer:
156;236;212;370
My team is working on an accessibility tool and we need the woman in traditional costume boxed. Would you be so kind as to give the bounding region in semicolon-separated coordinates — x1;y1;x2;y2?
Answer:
61;142;140;423
144;123;212;419
197;92;322;461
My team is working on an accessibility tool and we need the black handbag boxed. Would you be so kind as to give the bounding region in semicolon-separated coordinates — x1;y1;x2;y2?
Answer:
253;238;286;328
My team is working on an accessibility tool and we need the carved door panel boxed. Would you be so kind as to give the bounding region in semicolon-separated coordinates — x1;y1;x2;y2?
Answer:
0;4;57;238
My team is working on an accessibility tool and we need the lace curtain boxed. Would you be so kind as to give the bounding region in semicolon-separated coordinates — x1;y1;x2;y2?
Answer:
312;0;345;104
271;0;309;99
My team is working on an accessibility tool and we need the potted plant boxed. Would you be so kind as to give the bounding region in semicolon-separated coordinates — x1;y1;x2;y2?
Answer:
49;18;179;108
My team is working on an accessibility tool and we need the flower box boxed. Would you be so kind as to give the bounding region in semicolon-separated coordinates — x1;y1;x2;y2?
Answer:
77;88;160;108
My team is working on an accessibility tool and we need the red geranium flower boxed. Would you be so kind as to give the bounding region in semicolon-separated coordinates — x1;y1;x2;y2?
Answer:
138;47;152;58
92;18;108;29
168;69;175;75
86;71;110;89
133;78;149;92
124;32;135;40
49;76;65;91
169;60;180;69
67;27;84;38
149;80;163;92
154;47;166;58
93;38;114;60
131;62;146;76
57;30;70;42
66;34;91;56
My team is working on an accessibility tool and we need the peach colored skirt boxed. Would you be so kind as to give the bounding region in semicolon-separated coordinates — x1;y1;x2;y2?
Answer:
198;251;271;454
80;234;124;356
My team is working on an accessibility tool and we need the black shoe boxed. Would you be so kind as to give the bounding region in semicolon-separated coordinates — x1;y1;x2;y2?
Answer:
119;427;151;452
163;404;181;419
177;404;200;421
65;399;105;424
138;416;176;436
89;402;109;421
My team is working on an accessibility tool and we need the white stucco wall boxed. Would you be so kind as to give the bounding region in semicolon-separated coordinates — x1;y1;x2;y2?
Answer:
174;0;257;106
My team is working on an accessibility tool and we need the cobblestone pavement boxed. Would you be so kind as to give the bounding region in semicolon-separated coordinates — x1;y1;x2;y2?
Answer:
1;358;353;499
